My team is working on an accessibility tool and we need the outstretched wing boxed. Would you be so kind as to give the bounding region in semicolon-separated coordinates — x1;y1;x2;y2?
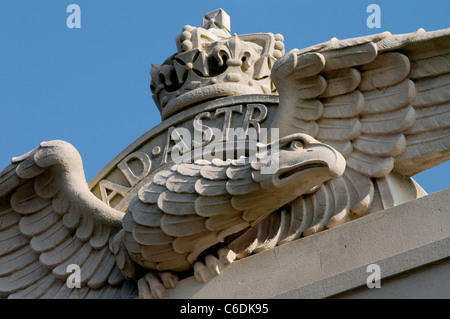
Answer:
262;28;450;239
271;28;450;178
0;140;138;299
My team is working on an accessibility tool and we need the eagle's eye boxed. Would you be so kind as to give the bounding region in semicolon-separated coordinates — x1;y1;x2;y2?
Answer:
289;140;304;150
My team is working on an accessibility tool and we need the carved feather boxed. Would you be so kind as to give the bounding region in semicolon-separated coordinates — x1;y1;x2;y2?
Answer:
76;213;95;241
40;236;81;267
152;170;174;186
274;51;326;80
141;244;181;262
0;226;29;257
359;52;410;91
132;224;173;245
290;119;319;137
320;68;361;98
200;164;228;180
324;177;351;228
52;242;92;279
412;73;450;108
360;105;416;135
158;190;197;215
321;42;378;71
19;205;58;237
90;223;111;249
395;127;450;176
317;118;361;141
30;222;71;253
405;104;450;135
278;197;307;245
409;53;450;79
34;170;59;199
156;253;191;272
122;231;141;254
343;168;374;217
353;134;406;157
205;210;244;231
303;184;329;236
0;245;36;276
11;183;51;215
130;201;163;227
292;75;327;99
80;245;111;286
0;208;20;231
138;182;166;204
0;260;49;295
226;164;253;180
166;174;197;193
195;178;228;196
226;178;261;195
176;163;202;177
172;231;212;254
347;151;394;178
362;79;416;115
253;213;282;253
322;141;353;157
87;253;117;288
62;206;81;230
294;99;323;121
322;91;365;119
195;194;240;217
160;214;207;237
187;231;224;264
15;156;45;180
0;165;21;198
107;265;125;287
7;272;56;299
52;193;70;214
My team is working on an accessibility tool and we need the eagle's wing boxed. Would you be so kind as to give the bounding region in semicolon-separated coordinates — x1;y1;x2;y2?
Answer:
271;28;450;178
0;140;138;299
264;28;450;238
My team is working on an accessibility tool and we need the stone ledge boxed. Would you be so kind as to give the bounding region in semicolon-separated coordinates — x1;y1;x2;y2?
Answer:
164;188;450;299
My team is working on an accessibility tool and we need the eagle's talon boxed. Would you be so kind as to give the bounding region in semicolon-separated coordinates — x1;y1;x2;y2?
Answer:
205;255;223;275
160;271;179;289
194;261;210;282
137;276;153;299
138;272;175;299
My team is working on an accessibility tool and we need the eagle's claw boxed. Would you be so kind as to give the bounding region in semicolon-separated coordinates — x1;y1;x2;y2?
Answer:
138;271;179;299
193;247;237;283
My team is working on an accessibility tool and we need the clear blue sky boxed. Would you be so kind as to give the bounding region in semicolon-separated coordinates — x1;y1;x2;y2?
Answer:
0;0;449;194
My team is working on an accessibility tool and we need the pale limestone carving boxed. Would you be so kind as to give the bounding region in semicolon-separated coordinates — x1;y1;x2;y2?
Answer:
0;9;449;299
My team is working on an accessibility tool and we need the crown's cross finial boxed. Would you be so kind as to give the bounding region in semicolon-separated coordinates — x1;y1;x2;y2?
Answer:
202;9;231;35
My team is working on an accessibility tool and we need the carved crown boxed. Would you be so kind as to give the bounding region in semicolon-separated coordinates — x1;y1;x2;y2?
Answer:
150;9;285;119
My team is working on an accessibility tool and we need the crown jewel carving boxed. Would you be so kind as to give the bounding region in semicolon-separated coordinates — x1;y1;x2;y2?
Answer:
150;9;285;119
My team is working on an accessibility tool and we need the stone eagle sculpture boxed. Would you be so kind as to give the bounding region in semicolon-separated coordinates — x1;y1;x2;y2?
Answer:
0;9;449;299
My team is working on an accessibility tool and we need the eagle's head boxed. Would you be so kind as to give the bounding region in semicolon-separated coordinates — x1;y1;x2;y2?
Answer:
252;133;346;197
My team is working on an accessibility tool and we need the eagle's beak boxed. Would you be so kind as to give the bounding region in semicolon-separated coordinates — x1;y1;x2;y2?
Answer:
272;136;346;190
